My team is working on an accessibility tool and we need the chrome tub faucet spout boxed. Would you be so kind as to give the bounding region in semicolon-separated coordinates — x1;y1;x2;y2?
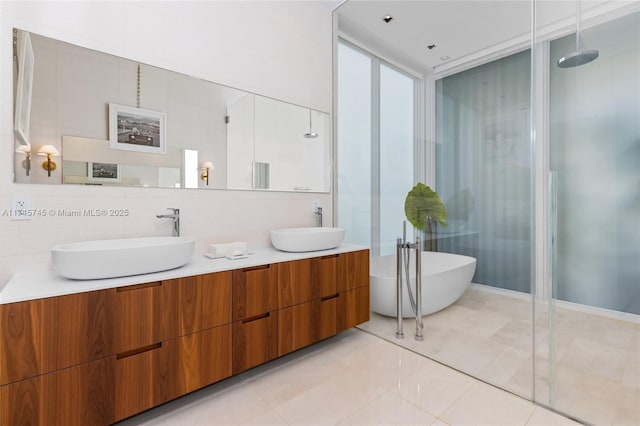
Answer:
156;208;180;237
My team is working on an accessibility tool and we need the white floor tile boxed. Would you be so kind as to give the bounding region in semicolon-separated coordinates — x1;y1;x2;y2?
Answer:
440;381;536;426
392;358;475;417
336;390;436;426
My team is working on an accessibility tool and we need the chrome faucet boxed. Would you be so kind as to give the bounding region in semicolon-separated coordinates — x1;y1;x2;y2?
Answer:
156;208;180;237
315;206;323;227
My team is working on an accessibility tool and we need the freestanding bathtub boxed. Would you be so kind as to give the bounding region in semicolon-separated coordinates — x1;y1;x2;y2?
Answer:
370;251;477;318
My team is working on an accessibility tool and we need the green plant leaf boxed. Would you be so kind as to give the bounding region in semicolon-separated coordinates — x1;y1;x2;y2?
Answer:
404;182;447;231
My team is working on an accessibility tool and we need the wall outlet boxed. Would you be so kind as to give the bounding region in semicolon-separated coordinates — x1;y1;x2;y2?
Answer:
11;196;32;221
313;200;320;211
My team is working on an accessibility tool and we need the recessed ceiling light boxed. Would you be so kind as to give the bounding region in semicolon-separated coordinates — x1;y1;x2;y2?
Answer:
440;56;450;61
382;15;393;23
427;44;436;50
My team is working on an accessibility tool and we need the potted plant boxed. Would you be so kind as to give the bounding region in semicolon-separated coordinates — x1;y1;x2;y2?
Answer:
404;182;447;251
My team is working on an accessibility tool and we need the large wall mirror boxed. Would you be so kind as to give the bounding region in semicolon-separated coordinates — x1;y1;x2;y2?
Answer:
12;29;331;193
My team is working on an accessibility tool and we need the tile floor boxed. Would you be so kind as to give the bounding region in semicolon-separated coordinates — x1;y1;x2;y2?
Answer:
118;328;578;426
358;285;640;426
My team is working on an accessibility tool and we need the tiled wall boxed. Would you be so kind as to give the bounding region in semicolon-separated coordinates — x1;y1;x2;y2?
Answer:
0;1;337;285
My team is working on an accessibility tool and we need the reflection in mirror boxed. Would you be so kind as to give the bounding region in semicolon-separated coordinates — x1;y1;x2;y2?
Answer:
12;29;331;193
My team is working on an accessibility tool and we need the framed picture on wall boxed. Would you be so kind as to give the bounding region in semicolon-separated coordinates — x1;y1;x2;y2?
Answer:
14;31;34;146
88;162;121;182
108;103;166;154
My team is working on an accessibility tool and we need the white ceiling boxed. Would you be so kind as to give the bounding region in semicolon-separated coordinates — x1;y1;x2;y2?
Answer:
335;0;640;75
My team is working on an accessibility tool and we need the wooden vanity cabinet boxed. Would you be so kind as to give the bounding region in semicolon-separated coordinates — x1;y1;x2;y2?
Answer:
0;249;369;425
276;250;370;357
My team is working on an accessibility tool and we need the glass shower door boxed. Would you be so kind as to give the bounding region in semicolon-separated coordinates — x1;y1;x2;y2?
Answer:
543;9;640;425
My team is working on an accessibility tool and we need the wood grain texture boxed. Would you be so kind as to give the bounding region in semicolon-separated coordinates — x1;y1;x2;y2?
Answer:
232;265;277;321
232;311;278;374
0;291;111;385
114;348;154;421
317;296;338;341
0;299;42;384
311;255;338;298
200;272;232;330
109;280;179;354
336;286;371;333
278;302;315;356
86;358;115;426
174;275;200;335
277;259;312;309
41;291;110;374
337;250;370;292
178;325;232;394
0;360;114;426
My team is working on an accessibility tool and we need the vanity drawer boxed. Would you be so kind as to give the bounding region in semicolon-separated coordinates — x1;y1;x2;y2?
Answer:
336;286;370;333
0;290;110;385
312;254;339;298
278;259;313;308
318;294;338;341
109;280;179;354
233;264;277;320
337;250;370;292
232;311;278;374
175;271;232;335
0;357;115;426
114;338;179;422
178;325;232;393
278;301;315;356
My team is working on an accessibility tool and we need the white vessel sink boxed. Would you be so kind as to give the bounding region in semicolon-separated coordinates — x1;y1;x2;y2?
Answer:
52;237;195;280
270;227;345;252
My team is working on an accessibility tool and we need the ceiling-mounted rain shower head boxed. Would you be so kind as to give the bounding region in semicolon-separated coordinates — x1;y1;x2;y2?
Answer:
557;0;599;68
303;109;318;139
557;49;599;68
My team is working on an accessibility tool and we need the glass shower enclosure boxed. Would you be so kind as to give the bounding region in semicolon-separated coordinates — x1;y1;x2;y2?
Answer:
335;1;640;424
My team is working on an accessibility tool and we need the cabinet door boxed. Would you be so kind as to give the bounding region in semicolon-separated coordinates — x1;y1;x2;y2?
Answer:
233;265;277;320
177;272;232;335
109;280;179;354
336;286;370;333
0;290;110;385
337;250;370;292
232;311;278;374
311;254;338;298
278;301;315;356
278;259;313;309
114;339;179;422
178;325;232;393
0;357;115;426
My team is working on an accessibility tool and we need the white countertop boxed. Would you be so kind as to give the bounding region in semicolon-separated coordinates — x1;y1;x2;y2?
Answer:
0;244;369;305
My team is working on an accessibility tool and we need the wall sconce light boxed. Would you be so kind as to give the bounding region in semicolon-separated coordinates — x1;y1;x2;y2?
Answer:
37;145;60;177
200;161;214;185
15;144;31;176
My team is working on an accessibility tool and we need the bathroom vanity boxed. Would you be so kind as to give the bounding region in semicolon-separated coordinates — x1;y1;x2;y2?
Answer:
0;246;369;425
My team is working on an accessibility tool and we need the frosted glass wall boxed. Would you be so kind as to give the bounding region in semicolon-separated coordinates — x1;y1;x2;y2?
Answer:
549;12;640;314
379;64;415;255
337;42;372;248
436;50;532;293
